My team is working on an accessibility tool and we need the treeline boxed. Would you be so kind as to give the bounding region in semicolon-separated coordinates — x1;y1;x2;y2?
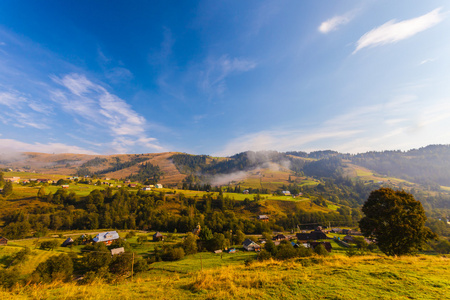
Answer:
0;186;368;240
349;145;450;187
1;188;277;239
76;156;149;177
126;162;163;184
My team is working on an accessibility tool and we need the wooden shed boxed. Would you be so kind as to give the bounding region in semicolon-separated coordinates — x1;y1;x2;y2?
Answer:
153;232;164;241
0;237;8;246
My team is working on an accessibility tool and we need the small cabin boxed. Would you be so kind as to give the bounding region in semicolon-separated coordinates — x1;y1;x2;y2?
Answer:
0;237;8;246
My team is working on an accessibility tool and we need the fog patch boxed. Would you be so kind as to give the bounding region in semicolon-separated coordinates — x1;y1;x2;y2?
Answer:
209;170;250;186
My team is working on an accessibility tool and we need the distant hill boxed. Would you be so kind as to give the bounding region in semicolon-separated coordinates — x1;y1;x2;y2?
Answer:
2;144;450;189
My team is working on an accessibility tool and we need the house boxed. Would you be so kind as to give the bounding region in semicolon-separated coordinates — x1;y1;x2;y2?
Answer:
153;232;164;241
296;226;330;242
62;237;74;247
226;248;236;253
282;190;291;196
243;239;261;251
309;241;332;252
5;177;20;183
155;184;163;189
243;190;249;194
0;237;8;246
37;179;49;183
142;187;151;191
128;184;137;188
111;247;125;256
258;215;269;222
273;234;287;241
61;185;69;189
93;231;120;245
330;228;342;234
343;235;355;243
214;250;222;254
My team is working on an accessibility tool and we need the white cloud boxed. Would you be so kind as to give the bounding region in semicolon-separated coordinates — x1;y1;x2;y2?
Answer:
420;58;436;65
353;8;445;54
0;138;97;155
319;13;354;33
200;55;257;98
0;91;26;108
51;73;164;153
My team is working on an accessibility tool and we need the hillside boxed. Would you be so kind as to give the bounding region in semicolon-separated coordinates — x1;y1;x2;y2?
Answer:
0;152;186;186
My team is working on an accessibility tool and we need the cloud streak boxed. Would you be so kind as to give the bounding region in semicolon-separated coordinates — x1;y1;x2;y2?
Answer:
51;73;164;153
319;12;354;33
200;55;256;98
353;8;445;54
0;138;98;155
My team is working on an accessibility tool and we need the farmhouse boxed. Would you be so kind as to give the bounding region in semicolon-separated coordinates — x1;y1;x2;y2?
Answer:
111;247;125;256
243;239;261;251
296;226;330;242
309;241;332;252
155;183;163;188
273;233;288;241
0;237;8;246
62;237;74;247
128;183;137;188
5;177;20;183
258;215;269;222
142;187;151;191
153;232;164;241
282;190;291;196
93;231;120;245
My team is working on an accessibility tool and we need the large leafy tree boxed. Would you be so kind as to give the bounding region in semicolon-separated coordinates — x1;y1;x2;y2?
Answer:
359;188;437;256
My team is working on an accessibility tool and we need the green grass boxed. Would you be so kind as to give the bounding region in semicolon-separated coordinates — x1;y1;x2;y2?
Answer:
1;254;449;299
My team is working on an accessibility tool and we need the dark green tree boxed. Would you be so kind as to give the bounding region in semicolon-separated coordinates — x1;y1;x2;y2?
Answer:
2;181;13;196
359;188;437;256
37;186;46;199
32;254;73;283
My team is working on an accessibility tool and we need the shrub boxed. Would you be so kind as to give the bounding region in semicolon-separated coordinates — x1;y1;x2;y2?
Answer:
162;246;185;261
0;269;20;289
40;240;59;251
257;249;272;261
313;244;329;256
32;254;73;283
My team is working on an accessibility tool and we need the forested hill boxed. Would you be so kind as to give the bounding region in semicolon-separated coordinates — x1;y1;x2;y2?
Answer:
349;145;450;187
171;145;450;189
2;145;450;188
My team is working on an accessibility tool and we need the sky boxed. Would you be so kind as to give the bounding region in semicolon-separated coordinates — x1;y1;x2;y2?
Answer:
0;0;449;156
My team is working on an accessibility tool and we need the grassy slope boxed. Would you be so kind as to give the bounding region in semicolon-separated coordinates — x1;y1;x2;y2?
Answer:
1;255;449;299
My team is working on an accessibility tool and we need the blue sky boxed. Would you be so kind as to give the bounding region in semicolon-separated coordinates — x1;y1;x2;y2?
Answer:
0;1;449;156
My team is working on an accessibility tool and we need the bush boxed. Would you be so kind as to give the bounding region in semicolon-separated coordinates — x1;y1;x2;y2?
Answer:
125;231;136;239
257;249;272;261
32;254;73;283
162;246;185;261
313;244;329;256
0;269;20;289
109;254;132;275
40;240;59;251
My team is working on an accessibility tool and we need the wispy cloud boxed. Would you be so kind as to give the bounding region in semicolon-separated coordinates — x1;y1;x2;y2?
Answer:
0;90;51;129
51;73;164;153
353;8;445;54
0;138;98;155
319;11;355;34
200;55;256;98
215;91;450;156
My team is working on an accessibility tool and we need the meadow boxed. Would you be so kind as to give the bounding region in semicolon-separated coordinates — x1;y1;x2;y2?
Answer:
1;251;448;299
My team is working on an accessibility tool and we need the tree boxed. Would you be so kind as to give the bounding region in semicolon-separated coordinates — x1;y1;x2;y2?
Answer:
359;188;437;256
32;254;73;283
2;181;13;196
37;186;46;199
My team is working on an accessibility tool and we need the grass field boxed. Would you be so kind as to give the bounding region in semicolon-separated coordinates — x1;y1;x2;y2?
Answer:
1;254;448;299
